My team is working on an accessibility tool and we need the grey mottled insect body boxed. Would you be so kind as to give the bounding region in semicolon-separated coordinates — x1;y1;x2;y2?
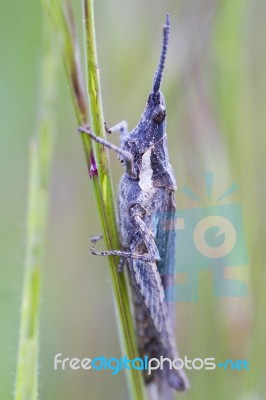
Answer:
79;13;189;393
118;150;188;391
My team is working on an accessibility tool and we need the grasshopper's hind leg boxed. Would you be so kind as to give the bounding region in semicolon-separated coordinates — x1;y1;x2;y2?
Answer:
89;227;160;264
90;235;126;272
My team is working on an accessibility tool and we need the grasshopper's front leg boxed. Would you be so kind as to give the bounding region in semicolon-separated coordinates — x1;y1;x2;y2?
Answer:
104;120;129;141
78;125;134;176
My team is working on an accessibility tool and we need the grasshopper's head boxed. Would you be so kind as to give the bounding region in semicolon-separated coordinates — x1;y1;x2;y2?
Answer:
124;14;170;154
123;15;176;190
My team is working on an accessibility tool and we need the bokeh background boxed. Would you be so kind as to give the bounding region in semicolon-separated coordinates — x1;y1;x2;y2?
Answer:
1;0;266;399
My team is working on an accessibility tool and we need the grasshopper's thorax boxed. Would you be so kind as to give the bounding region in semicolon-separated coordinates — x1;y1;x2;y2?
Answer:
122;91;177;191
122;91;166;155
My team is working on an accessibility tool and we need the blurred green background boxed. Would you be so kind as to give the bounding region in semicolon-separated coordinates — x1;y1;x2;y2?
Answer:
1;0;265;399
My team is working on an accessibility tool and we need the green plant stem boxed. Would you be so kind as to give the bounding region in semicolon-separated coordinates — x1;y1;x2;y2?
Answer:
83;2;147;398
14;16;58;400
43;0;147;398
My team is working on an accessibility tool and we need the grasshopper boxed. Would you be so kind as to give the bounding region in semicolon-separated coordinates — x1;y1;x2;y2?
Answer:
79;14;189;393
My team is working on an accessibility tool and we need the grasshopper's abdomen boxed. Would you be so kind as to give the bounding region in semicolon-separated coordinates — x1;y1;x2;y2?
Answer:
118;174;189;391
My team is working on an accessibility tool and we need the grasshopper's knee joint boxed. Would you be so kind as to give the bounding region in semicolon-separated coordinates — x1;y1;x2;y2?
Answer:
130;204;146;219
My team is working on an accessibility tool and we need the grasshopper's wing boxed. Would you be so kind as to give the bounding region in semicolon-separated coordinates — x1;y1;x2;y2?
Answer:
156;189;176;321
128;257;188;392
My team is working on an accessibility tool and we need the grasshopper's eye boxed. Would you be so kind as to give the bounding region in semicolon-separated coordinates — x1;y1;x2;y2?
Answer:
152;105;166;124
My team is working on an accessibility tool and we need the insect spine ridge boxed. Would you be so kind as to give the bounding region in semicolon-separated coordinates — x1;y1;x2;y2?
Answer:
152;13;170;97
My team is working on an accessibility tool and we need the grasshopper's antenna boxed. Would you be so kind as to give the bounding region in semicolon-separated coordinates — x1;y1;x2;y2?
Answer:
152;13;170;96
